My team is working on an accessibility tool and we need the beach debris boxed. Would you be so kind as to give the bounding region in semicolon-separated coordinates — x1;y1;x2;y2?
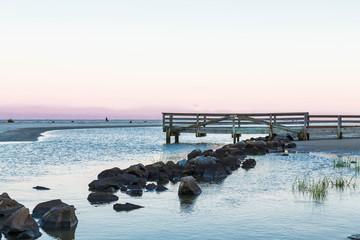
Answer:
126;189;143;197
7;119;14;123
2;207;42;239
156;184;168;192
0;193;24;217
87;192;119;204
113;202;143;212
178;176;202;196
241;158;257;169
349;234;360;239
32;199;67;218
33;186;50;190
40;204;78;229
145;183;157;191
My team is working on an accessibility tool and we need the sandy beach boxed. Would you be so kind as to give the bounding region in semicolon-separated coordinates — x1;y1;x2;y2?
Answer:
0;120;162;142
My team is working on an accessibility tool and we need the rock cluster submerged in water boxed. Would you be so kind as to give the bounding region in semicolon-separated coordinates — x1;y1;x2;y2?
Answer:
0;193;78;239
87;135;296;212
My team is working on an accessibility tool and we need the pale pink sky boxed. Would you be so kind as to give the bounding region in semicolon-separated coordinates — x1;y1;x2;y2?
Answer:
1;1;360;119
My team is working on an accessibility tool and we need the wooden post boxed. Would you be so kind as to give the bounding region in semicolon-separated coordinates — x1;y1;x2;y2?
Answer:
303;113;309;141
166;129;171;144
175;133;179;143
232;116;236;144
196;115;199;137
337;116;342;139
162;113;165;132
270;114;273;137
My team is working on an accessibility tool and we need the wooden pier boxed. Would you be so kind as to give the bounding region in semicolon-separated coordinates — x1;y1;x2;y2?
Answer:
162;112;360;144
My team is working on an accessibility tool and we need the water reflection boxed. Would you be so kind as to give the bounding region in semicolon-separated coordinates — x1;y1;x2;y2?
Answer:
42;224;77;240
179;196;198;214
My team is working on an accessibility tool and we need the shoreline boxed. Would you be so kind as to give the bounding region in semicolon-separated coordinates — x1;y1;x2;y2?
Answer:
0;122;161;142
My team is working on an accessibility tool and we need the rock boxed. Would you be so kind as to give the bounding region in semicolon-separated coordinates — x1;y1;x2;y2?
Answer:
203;163;228;180
126;189;143;197
145;183;157;191
40;204;78;229
215;147;230;158
233;141;245;149
349;234;360;240
124;164;149;179
187;149;202;161
113;203;144;212
190;156;216;166
157;172;169;184
178;176;202;196
0;193;24;217
89;174;145;192
144;161;167;181
242;158;256;169
176;159;187;166
120;185;127;192
285;143;297;148
244;143;267;155
156;184;168;192
32;199;67;218
97;167;122;179
217;156;240;170
7;119;14;123
286;134;294;141
2;207;41;239
87;192;119;204
201;149;214;157
33;186;50;190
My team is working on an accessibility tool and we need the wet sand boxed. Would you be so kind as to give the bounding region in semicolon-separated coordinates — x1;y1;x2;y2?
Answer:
0;120;161;142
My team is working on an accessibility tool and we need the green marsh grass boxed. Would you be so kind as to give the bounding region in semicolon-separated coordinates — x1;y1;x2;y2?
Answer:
333;156;360;173
292;173;356;201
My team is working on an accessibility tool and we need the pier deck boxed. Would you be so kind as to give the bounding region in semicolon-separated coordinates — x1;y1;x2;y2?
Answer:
162;112;360;143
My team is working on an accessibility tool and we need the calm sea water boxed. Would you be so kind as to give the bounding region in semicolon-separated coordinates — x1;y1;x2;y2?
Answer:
1;127;360;240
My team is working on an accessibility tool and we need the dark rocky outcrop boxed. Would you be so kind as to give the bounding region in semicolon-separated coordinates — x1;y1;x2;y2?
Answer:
285;143;297;149
0;193;24;217
242;158;256;169
126;189;143;197
87;192;119;204
97;167;122;179
89;174;145;192
145;183;157;191
187;149;202;161
2;207;41;239
33;186;50;190
32;199;67;218
178;176;202;196
156;184;168;192
124;164;149;179
203;163;227;180
40;204;78;229
113;203;144;212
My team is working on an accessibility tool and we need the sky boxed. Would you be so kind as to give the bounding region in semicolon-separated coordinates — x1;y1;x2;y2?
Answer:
1;0;359;119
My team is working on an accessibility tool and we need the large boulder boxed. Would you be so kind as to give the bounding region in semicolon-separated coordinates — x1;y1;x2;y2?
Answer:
187;149;202;161
203;163;228;180
178;176;202;196
32;199;67;218
2;207;41;239
113;203;143;212
87;192;119;204
144;162;168;181
126;189;143;197
97;167;122;179
40;204;78;229
0;193;24;217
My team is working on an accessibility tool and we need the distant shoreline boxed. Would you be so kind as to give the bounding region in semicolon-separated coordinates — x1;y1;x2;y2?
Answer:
0;121;161;142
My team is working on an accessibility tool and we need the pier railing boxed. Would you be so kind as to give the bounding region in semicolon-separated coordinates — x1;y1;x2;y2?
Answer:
162;112;360;143
163;112;309;143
